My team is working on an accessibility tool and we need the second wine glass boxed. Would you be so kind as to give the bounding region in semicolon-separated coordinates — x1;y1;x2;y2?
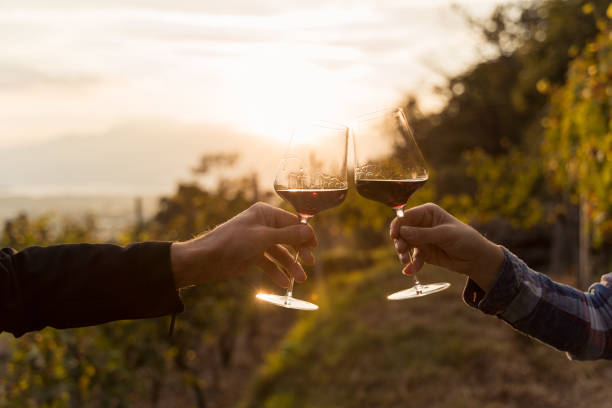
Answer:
352;108;450;300
256;122;349;310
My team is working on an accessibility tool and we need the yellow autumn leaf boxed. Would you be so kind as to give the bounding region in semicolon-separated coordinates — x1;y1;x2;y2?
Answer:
536;78;550;93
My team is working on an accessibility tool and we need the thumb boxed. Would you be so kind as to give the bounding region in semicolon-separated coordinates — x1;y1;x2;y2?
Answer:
264;224;317;247
399;224;452;246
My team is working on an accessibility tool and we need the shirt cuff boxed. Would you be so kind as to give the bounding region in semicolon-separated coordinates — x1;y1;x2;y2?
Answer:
462;246;524;315
137;241;184;317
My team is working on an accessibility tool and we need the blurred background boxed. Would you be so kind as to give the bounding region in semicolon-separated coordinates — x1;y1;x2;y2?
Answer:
1;0;612;407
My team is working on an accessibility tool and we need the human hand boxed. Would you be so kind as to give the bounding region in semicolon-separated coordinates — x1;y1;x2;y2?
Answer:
390;203;504;291
171;202;317;289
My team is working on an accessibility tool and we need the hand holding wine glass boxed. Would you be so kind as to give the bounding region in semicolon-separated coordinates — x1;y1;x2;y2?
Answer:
390;202;505;292
256;122;349;310
171;202;317;288
352;108;450;300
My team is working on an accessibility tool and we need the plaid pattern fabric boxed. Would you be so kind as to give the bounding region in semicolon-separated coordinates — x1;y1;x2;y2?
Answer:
463;247;612;360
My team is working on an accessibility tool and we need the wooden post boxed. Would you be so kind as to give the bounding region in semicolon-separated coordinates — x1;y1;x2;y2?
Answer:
578;195;591;290
549;212;563;276
133;196;144;240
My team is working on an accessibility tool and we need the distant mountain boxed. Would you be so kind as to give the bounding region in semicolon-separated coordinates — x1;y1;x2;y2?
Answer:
0;119;282;196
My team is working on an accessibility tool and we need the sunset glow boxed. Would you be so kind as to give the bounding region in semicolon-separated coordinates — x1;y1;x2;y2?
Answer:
1;0;506;194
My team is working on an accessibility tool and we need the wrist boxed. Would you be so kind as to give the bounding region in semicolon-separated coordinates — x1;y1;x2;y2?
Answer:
171;232;219;288
170;242;193;289
470;242;504;292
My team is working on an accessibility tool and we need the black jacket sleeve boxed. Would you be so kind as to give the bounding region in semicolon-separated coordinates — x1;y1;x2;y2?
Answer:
0;242;184;337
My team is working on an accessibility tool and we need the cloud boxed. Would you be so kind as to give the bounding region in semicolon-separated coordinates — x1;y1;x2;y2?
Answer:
0;64;104;92
3;0;340;16
0;0;507;150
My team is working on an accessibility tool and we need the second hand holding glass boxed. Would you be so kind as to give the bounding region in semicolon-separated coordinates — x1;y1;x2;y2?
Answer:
352;108;450;300
256;122;349;310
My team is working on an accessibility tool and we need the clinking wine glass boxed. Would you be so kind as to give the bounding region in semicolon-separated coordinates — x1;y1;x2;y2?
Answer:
256;122;349;310
352;108;450;300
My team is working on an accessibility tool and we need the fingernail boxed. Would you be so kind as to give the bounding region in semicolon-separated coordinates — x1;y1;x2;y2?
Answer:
394;239;399;250
402;265;413;275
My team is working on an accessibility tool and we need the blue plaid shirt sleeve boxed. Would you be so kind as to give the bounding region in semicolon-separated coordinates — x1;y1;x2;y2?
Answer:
463;247;612;360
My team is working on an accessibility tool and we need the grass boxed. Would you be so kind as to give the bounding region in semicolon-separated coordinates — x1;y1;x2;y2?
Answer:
237;247;611;408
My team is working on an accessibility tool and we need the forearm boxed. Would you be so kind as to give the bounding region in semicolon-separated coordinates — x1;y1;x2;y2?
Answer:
0;242;183;337
464;248;612;360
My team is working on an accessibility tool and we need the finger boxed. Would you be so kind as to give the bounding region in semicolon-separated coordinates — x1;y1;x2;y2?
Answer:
395;238;408;254
398;203;445;228
256;255;290;288
413;247;426;271
254;202;301;228
391;202;443;238
298;247;315;265
402;262;419;276
266;245;307;283
263;224;318;248
402;248;425;275
398;247;414;264
399;224;453;246
390;217;401;239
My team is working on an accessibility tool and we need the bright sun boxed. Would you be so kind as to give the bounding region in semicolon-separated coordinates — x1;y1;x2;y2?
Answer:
226;52;346;143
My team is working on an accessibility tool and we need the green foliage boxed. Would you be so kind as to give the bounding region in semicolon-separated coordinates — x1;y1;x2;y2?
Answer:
410;0;610;202
405;0;611;270
542;21;612;242
454;5;612;245
460;147;545;228
1;213;97;250
3;324;166;408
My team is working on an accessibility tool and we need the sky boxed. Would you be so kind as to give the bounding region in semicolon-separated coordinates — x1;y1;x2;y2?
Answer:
0;0;509;195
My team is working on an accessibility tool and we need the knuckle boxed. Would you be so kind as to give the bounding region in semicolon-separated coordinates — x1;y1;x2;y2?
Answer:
251;201;267;211
249;202;272;221
423;202;440;211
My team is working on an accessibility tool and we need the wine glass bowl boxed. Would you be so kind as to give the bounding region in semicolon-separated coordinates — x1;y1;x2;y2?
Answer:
352;108;450;300
353;108;428;180
257;122;349;310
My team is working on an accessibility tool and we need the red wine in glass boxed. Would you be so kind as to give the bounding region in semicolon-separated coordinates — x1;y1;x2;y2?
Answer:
276;188;348;218
355;178;427;209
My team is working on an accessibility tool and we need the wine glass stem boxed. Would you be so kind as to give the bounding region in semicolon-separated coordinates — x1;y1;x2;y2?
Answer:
285;216;309;304
285;252;299;300
395;206;423;295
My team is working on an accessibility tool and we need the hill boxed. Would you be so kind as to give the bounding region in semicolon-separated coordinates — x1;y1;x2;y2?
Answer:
0;120;281;196
238;248;608;408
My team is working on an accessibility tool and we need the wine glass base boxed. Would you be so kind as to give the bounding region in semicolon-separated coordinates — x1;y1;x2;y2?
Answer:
387;282;450;300
256;293;319;310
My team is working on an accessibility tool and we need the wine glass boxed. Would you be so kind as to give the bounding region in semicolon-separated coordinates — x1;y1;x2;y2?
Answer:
352;107;450;300
256;122;349;310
